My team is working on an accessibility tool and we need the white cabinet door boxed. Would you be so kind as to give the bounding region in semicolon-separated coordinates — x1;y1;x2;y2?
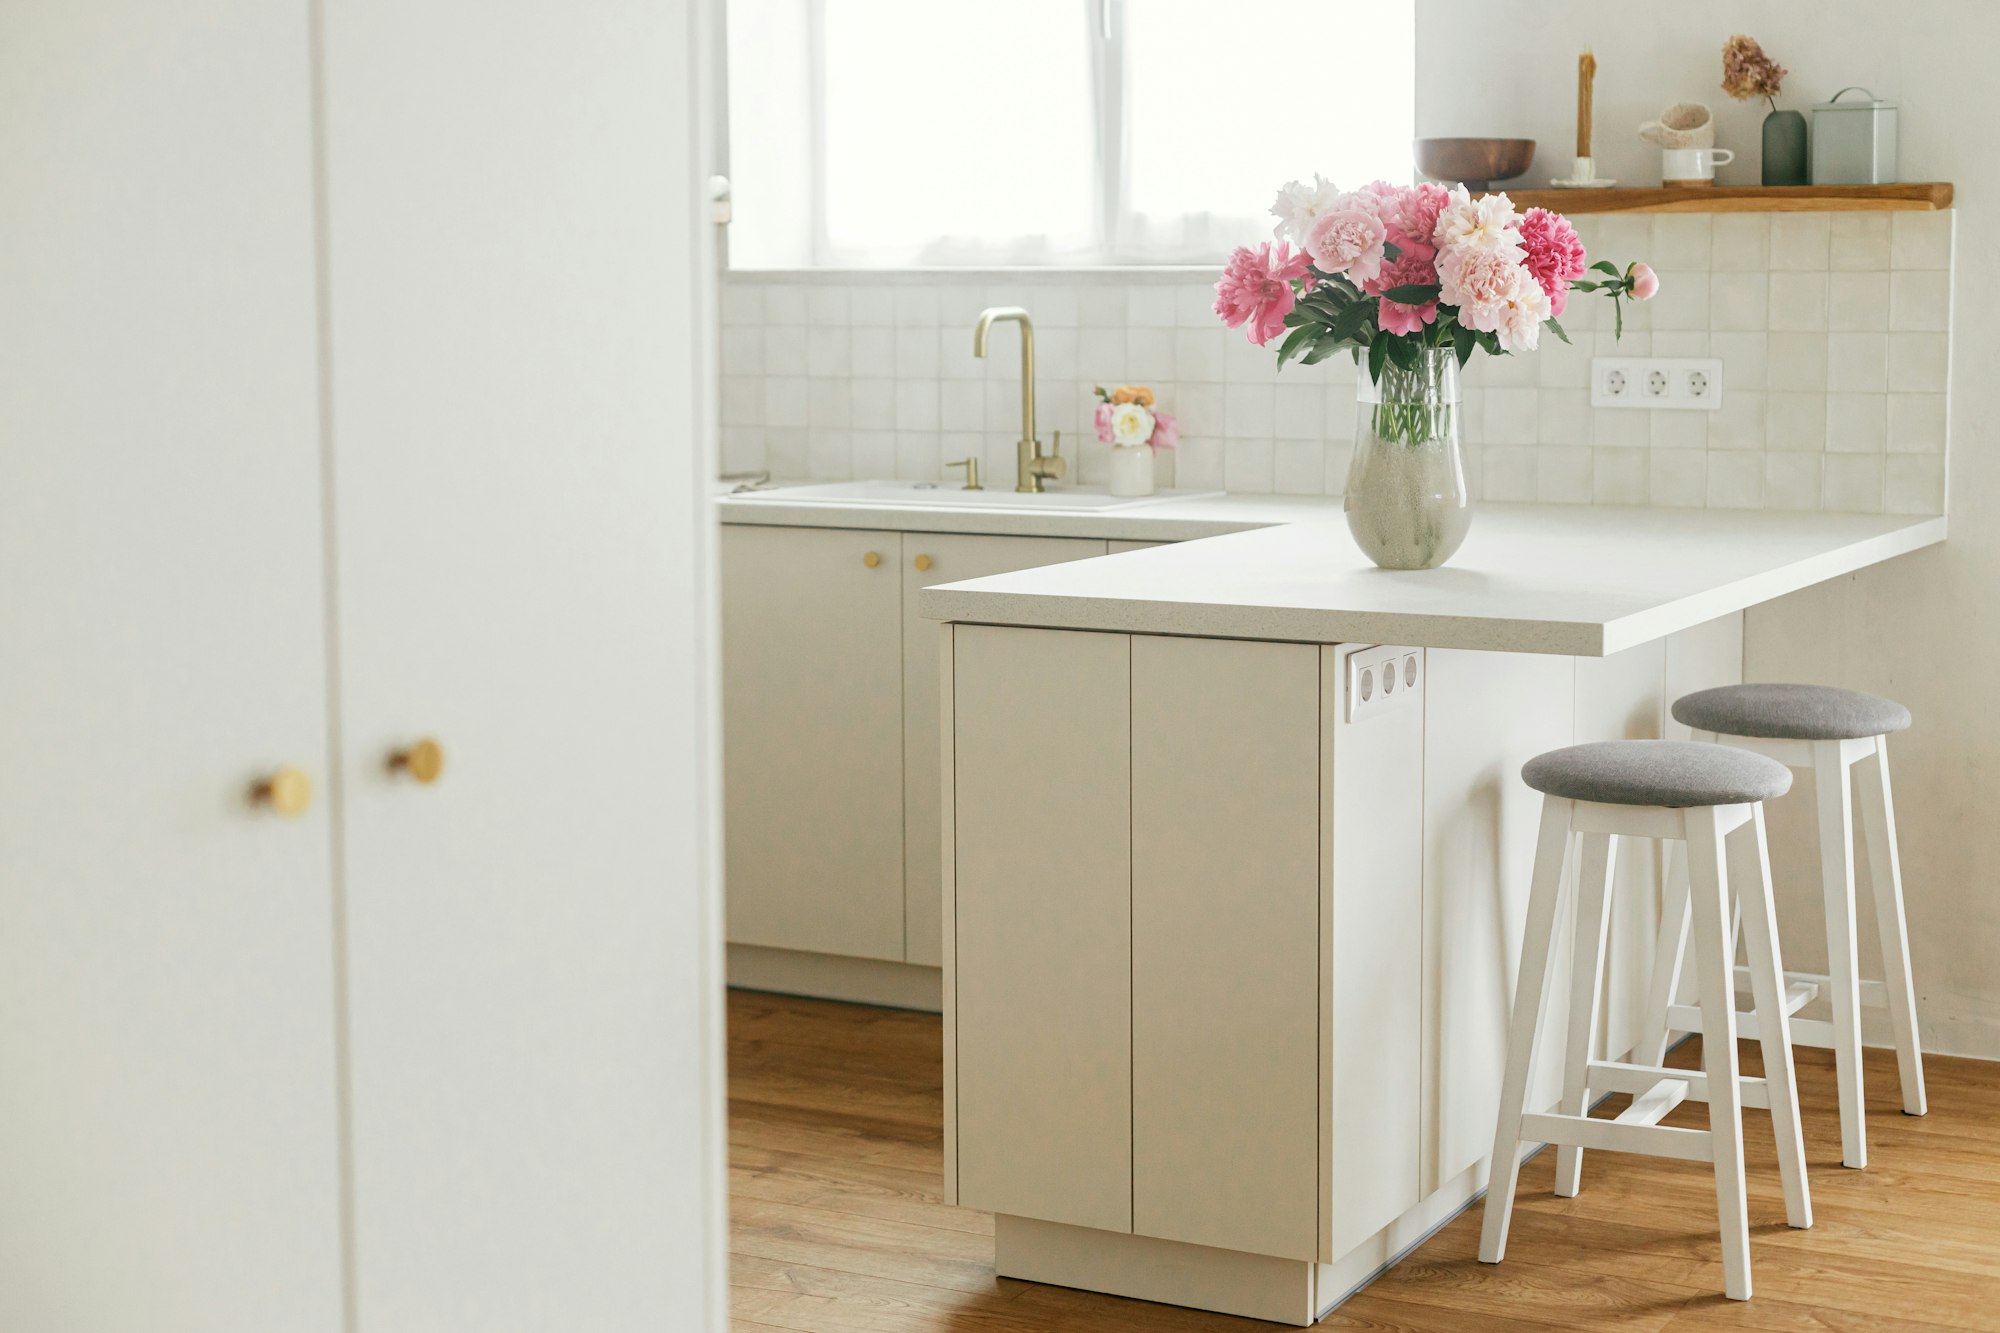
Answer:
1131;637;1321;1260
723;525;906;959
321;3;723;1327
0;3;343;1327
902;535;1104;965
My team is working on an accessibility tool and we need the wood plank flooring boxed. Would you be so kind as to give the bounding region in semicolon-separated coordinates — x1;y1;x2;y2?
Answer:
728;989;2000;1331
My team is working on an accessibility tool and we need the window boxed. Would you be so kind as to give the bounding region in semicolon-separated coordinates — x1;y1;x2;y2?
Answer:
724;0;1415;268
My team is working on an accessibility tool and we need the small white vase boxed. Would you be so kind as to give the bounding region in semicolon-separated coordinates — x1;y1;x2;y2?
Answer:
1107;444;1156;497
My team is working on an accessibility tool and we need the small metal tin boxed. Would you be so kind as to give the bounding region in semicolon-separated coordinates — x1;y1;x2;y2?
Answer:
1812;86;1899;185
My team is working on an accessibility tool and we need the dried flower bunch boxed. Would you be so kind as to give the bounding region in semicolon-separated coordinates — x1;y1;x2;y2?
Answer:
1721;34;1787;110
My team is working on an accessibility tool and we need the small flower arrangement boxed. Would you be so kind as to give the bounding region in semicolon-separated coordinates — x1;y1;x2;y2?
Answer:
1092;385;1179;450
1721;34;1787;112
1212;177;1657;386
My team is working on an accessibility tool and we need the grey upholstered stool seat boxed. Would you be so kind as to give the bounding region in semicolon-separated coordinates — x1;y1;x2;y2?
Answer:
1672;683;1912;742
1522;740;1793;808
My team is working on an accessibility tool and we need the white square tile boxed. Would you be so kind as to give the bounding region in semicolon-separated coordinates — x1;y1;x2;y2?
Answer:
1649;215;1712;269
938;329;984;381
1827;272;1890;332
1225;333;1282;383
894;287;941;326
1651;331;1710;358
1224;384;1275;436
1827;332;1888;392
851;326;894;371
1889;270;1951;332
1823;454;1884;512
1768;214;1830;271
1224;437;1275;491
850;287;896;325
807;286;851;325
1323;442;1356;496
939;285;992;328
1536;446;1593;504
1890;211;1953;271
806;327;849;377
1176;438;1225;489
893;381;938;431
982;379;1022;431
1888;333;1949;392
1079;284;1126;327
1710;332;1768;390
1559;288;1599;331
1886;455;1946;514
720;376;763;427
1650;449;1707;507
849;378;896;429
1273;383;1324;439
1538;336;1592;387
1272;440;1326;494
1592;407;1647;449
895;327;941;379
719;426;764;474
1650;411;1706;450
1176;329;1226;382
1592;448;1649;505
1707;391;1766;451
1176;383;1225;437
1887;392;1947;454
765;427;810;478
808;378;850;429
1825;392;1888;453
1034;285;1082;328
1176;284;1220;327
1126;328;1177;381
1594;329;1651;357
1127;286;1178;328
1710;272;1769;331
1485;387;1539;444
1537;389;1589;445
720;281;764;326
1594;215;1651;258
764;376;810;428
1764;452;1822;510
1481;351;1541;387
1324;380;1359;442
1079;327;1127;381
1766;332;1828;392
807;428;852;479
1766;391;1827;451
1768;272;1828;331
1707;451;1764;508
1830;214;1891;270
1483;445;1537;501
763;324;808;370
940;380;984;432
894;431;941;480
721;327;764;377
761;284;807;315
1648;270;1710;330
1036;329;1079;382
1710;215;1771;271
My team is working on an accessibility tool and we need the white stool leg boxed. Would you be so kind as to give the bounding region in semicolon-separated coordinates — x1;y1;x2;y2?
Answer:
1479;796;1575;1265
1856;734;1927;1117
1731;805;1813;1229
1554;832;1617;1197
1815;738;1868;1168
1637;839;1691;1067
1688;806;1752;1301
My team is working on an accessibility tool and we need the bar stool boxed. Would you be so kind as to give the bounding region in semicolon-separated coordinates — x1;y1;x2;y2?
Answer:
1642;683;1926;1170
1479;740;1812;1302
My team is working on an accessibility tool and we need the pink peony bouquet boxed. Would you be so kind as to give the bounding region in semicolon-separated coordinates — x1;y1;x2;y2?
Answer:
1091;384;1178;450
1214;176;1656;381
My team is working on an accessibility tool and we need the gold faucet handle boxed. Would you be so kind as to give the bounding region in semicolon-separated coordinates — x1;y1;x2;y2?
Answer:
945;457;983;490
1037;430;1068;482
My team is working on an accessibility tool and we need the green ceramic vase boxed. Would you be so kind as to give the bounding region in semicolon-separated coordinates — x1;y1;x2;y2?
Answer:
1762;109;1809;186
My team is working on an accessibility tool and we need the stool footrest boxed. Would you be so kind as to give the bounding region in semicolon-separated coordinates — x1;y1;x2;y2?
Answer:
1586;1059;1772;1111
1730;966;1821;1014
1520;1111;1715;1163
1667;1003;1838;1049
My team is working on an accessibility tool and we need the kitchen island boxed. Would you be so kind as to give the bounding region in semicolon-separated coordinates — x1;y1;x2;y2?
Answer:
919;504;1943;1324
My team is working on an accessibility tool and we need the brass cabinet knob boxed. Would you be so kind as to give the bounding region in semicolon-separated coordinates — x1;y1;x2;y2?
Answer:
862;550;882;568
389;737;446;784
913;554;933;572
251;766;313;816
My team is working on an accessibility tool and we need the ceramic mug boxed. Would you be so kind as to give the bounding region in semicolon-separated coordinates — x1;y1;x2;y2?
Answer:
1662;146;1734;186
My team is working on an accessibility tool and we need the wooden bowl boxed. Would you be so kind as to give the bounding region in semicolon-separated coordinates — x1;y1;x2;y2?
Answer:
1414;138;1536;191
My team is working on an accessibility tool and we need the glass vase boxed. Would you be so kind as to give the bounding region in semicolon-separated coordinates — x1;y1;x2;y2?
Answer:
1344;349;1471;570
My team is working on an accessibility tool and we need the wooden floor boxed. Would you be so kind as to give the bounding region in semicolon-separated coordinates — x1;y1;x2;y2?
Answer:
727;989;2000;1331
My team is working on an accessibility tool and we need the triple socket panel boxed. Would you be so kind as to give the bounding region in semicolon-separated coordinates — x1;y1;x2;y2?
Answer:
1346;644;1421;723
1590;356;1725;411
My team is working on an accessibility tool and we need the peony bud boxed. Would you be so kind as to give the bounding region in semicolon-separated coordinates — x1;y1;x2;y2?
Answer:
1627;262;1659;301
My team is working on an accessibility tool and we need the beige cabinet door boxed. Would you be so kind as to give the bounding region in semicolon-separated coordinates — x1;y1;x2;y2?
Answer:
0;3;343;1326
1131;637;1321;1260
903;535;1104;965
724;525;906;959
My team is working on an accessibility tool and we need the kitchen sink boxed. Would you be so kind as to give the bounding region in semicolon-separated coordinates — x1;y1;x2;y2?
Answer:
730;479;1218;512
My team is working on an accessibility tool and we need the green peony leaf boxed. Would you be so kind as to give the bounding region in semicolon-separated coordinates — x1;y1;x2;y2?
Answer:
1546;316;1570;345
1379;283;1442;304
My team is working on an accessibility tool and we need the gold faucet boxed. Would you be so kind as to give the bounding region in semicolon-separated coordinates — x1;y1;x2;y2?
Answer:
972;306;1066;493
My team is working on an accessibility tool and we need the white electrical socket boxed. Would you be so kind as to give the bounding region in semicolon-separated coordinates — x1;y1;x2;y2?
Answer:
1591;357;1725;411
1346;645;1421;723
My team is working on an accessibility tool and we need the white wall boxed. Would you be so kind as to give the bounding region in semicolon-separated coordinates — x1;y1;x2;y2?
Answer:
1423;0;1998;1056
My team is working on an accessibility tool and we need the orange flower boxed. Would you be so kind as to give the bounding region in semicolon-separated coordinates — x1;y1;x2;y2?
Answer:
1109;384;1155;407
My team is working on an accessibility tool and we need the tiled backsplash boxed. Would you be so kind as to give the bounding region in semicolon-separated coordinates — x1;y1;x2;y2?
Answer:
719;210;1952;514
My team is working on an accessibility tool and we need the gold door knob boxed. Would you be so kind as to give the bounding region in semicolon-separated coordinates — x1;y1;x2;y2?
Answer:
251;767;313;816
862;550;882;568
913;554;933;572
389;738;446;784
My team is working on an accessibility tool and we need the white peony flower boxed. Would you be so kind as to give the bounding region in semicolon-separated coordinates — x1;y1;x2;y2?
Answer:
1109;402;1156;447
1432;187;1524;258
1269;174;1340;244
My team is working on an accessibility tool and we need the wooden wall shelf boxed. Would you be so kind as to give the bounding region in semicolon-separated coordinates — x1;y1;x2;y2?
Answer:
1487;183;1952;214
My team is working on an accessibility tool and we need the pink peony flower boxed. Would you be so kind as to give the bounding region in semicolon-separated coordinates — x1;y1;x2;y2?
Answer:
1093;401;1115;444
1213;241;1315;346
1365;245;1442;336
1382;182;1451;254
1149;409;1179;450
1444;248;1550;354
1269;174;1340;244
1304;207;1387;285
1518;207;1587;317
1628;262;1660;300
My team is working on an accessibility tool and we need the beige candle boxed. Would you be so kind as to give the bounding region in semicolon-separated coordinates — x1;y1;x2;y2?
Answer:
1577;50;1597;159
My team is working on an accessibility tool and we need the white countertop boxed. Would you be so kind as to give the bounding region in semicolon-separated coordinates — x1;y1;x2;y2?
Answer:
716;486;1323;541
920;504;1945;656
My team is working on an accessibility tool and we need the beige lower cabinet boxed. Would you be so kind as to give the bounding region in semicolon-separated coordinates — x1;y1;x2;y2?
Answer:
724;525;1104;970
